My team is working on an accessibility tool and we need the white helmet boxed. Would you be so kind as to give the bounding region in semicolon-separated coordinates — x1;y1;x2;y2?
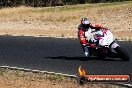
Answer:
81;18;90;29
81;18;90;25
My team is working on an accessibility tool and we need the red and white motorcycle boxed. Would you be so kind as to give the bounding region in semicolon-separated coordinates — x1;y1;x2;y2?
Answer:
85;28;129;61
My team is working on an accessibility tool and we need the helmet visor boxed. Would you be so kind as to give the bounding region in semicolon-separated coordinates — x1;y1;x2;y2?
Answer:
82;20;90;24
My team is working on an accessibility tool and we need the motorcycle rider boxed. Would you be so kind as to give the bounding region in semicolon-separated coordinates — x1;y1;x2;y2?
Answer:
78;18;105;57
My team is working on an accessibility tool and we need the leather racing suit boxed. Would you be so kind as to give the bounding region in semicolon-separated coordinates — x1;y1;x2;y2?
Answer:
78;23;102;57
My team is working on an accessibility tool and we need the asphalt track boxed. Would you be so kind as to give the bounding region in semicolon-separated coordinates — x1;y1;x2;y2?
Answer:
0;36;132;84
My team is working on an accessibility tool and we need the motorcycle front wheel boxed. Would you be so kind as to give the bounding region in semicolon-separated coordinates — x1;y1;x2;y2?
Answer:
114;46;130;61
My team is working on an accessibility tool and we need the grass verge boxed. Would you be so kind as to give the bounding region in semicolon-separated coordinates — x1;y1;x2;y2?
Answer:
0;68;127;88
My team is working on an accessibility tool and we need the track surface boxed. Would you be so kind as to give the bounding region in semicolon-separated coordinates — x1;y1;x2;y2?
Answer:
0;36;132;83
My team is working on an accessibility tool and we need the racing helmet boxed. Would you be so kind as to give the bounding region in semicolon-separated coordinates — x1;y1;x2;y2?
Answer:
81;18;90;29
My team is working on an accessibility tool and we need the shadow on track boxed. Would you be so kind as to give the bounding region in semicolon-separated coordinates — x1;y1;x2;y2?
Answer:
45;56;123;61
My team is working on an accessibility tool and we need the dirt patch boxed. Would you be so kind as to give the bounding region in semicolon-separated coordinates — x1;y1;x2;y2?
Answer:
0;2;131;40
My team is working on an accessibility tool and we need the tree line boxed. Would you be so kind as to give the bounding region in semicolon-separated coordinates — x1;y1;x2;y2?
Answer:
0;0;130;7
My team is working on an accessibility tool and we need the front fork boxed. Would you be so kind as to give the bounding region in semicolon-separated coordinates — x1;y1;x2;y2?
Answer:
110;40;120;53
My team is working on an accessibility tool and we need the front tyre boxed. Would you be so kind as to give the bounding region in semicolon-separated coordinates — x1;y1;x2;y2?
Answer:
114;46;129;61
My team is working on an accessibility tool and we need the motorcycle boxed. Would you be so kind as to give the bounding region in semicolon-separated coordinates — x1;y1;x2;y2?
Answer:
85;28;129;61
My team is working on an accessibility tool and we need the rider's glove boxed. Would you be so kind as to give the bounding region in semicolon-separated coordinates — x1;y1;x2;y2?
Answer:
82;44;88;47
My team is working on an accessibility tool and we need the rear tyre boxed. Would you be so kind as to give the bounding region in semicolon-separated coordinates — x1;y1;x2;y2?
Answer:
114;46;129;61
